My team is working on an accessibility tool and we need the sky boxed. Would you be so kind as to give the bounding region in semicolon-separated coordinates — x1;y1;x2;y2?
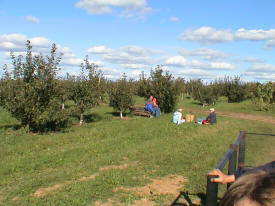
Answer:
0;0;275;82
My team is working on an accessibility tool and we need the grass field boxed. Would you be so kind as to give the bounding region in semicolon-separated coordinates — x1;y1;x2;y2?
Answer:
0;97;274;205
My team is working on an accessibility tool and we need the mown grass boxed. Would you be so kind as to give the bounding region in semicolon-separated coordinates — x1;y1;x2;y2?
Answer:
0;98;274;205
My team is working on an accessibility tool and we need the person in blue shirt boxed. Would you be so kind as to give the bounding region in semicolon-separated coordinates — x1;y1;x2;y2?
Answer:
145;96;160;118
172;108;185;124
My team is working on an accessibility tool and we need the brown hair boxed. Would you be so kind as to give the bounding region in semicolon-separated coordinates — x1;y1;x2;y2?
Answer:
220;169;275;206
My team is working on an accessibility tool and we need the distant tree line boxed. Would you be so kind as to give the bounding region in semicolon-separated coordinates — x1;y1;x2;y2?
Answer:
0;40;274;132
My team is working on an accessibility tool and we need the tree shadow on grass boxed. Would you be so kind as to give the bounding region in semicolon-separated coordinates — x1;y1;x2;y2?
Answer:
71;113;102;123
170;191;207;206
83;113;102;123
105;111;129;117
0;124;22;130
191;102;203;106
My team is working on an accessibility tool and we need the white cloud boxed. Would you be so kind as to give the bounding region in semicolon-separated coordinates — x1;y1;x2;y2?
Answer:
170;16;179;22
243;57;263;63
178;48;227;60
179;27;234;44
164;55;234;70
164;55;189;67
100;67;122;79
87;45;162;66
235;28;275;41
177;68;215;79
61;57;84;66
0;34;53;53
209;62;234;70
75;0;152;18
243;71;275;81
61;57;104;67
120;63;148;69
0;41;23;51
87;45;113;54
120;45;163;56
25;16;40;23
264;39;275;49
0;34;27;43
29;37;51;48
128;70;142;79
103;51;153;65
0;34;27;51
249;63;275;73
179;27;275;49
243;63;275;81
0;33;103;69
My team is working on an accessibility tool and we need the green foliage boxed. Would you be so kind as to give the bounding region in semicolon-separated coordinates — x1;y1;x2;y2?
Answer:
252;82;274;111
223;76;247;103
137;71;151;98
108;74;135;118
136;66;178;113
0;41;69;132
174;77;185;100
68;56;104;124
149;66;178;113
186;79;218;106
56;77;71;110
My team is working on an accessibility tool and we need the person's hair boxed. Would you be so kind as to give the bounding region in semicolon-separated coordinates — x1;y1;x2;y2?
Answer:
220;169;275;206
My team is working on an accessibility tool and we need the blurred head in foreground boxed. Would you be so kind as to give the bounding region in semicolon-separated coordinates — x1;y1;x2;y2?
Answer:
221;169;275;206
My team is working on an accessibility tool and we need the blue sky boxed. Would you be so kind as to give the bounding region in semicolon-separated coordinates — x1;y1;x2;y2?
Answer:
1;0;275;81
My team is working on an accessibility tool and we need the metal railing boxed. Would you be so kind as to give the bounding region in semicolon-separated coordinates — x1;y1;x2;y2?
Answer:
205;131;246;206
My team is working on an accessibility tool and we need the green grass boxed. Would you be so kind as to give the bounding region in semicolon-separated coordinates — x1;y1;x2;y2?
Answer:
0;98;274;205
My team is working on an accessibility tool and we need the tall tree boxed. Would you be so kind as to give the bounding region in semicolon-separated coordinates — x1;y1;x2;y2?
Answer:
0;40;69;132
69;56;103;125
149;66;178;113
108;74;134;119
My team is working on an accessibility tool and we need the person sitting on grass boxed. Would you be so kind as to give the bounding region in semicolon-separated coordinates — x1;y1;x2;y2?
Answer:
172;108;185;124
202;108;216;125
152;97;158;108
145;95;160;118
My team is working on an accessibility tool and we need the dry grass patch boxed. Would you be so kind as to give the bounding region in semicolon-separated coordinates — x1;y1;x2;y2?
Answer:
32;158;139;198
94;198;156;206
115;175;187;197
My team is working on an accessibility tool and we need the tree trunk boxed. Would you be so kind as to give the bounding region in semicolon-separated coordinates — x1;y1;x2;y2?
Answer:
180;92;184;100
120;111;123;119
62;103;65;110
80;113;83;125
